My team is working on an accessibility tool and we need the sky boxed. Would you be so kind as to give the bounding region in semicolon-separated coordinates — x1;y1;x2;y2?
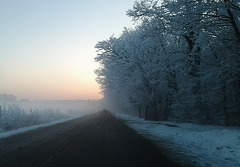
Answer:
0;0;135;100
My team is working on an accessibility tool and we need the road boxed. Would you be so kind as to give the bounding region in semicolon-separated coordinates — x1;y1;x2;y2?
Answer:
0;110;179;167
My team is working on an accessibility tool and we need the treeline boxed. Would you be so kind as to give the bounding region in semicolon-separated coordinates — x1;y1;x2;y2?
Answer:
95;0;240;126
0;94;17;102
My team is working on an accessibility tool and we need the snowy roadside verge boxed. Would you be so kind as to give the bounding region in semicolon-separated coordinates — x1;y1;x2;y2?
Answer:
115;113;240;167
0;114;83;140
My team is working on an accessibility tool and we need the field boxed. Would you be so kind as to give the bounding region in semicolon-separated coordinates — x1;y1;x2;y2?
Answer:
0;103;66;132
0;99;102;133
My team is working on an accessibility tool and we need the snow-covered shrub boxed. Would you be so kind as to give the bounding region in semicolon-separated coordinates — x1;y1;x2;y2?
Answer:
0;104;66;132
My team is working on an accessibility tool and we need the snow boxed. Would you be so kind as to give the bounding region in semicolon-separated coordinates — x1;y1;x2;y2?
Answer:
115;113;240;167
0;114;83;140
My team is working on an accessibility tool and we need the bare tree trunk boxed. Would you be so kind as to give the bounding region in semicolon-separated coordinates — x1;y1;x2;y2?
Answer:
227;9;240;41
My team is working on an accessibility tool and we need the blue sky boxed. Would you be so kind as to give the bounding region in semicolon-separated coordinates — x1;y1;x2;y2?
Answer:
0;0;135;100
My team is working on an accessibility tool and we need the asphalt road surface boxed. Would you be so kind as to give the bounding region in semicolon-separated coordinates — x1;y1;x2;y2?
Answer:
0;110;179;167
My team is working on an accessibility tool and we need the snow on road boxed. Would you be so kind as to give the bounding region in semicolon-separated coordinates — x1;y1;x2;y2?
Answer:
116;113;240;167
1;110;239;167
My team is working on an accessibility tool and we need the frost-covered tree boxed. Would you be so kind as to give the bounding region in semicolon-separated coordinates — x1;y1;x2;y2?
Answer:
95;0;240;125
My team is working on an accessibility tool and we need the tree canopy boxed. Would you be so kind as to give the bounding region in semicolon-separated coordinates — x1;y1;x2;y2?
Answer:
95;0;240;126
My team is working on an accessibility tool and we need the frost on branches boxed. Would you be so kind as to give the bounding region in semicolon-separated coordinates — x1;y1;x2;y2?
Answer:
95;0;240;126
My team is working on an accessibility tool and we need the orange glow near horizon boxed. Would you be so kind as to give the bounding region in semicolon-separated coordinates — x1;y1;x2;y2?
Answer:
1;67;103;100
1;54;103;100
3;79;103;100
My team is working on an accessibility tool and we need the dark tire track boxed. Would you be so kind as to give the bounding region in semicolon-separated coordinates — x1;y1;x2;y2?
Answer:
0;110;179;167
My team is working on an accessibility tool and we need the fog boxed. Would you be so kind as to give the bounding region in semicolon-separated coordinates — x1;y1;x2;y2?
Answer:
19;99;104;115
0;94;105;133
0;94;104;116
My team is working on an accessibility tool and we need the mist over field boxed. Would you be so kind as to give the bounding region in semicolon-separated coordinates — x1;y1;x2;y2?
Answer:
19;99;104;115
0;94;104;132
0;94;103;114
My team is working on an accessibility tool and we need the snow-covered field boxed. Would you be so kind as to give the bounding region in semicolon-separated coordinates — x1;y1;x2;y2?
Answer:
0;104;67;133
0;103;87;139
0;99;103;140
115;113;240;167
0;115;81;139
